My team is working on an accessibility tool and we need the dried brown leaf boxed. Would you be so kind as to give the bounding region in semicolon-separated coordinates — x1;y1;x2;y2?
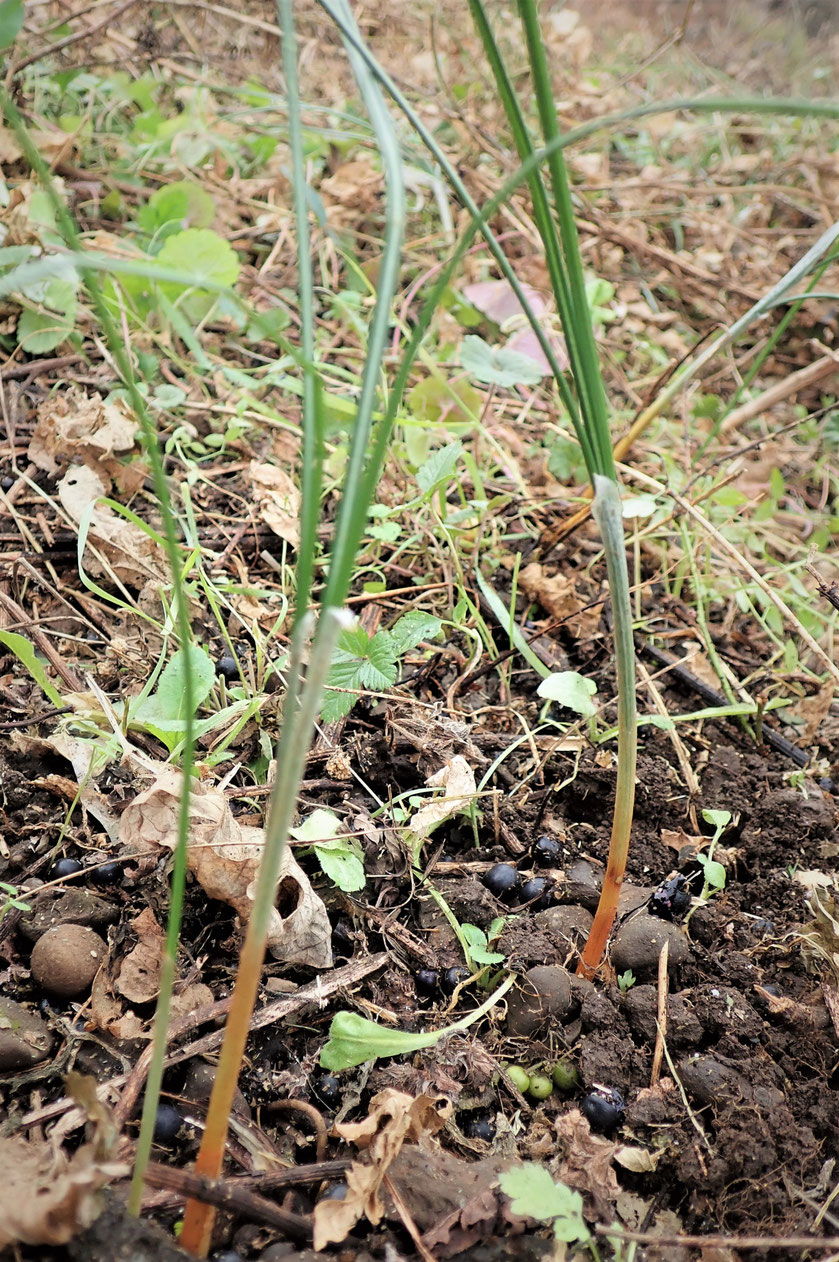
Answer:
121;766;332;968
116;907;164;1004
0;1136;124;1247
313;1090;452;1249
552;1108;620;1221
248;462;301;546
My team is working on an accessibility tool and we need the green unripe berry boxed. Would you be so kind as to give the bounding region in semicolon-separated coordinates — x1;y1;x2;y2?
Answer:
505;1064;531;1092
551;1059;579;1090
528;1074;553;1100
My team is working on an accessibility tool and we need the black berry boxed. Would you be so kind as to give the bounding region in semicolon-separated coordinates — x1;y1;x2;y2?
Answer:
649;873;691;920
52;857;83;880
153;1103;183;1144
415;968;439;997
213;1253;244;1262
519;877;551;909
482;863;519;900
460;1113;494;1141
216;655;238;683
581;1086;625;1133
313;1073;342;1109
92;861;122;886
441;966;470;995
533;835;561;866
819;777;834;793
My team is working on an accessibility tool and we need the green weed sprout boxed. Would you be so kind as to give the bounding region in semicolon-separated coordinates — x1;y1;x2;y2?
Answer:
684;808;732;927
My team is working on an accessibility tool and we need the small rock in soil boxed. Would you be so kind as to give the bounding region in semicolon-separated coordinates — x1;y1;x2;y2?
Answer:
506;965;573;1037
677;1054;752;1107
623;985;703;1049
0;997;55;1070
19;887;120;941
534;904;593;952
611;913;689;978
562;859;601;909
30;923;107;997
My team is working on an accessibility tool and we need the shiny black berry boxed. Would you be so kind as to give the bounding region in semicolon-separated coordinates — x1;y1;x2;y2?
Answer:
533;835;561;866
819;777;834;793
649;873;691;920
313;1074;342;1109
216;655;238;683
441;966;470;995
581;1086;625;1133
52;857;83;880
519;877;551;909
153;1103;183;1144
415;968;440;997
460;1113;494;1141
482;863;519;900
92;861;122;886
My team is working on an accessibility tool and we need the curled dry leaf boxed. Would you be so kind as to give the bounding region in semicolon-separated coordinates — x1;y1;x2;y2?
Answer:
409;755;477;838
0;1131;125;1247
58;464;167;592
551;1108;620;1222
29;386;138;479
518;563;600;639
313;1089;452;1250
248;461;301;546
115;907;165;1005
120;766;332;968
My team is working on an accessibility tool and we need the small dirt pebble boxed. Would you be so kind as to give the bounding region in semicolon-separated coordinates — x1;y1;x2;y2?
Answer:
182;1059;251;1119
611;913;689;978
20;887;120;942
30;923;106;997
534;904;593;951
506;964;573;1037
623;985;703;1048
0;997;55;1070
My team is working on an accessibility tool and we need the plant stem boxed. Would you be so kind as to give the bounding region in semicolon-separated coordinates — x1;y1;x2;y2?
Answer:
578;477;637;976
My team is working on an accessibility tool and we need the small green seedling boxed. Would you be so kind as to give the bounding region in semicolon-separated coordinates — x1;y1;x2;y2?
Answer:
289;808;365;893
0;881;30;924
321;609;442;722
617;969;636;993
500;1163;599;1258
685;808;731;926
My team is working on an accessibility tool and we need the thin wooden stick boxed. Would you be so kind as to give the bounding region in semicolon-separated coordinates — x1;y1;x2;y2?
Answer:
650;939;669;1089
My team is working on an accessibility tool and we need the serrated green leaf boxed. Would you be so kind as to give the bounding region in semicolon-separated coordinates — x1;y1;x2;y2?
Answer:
537;670;598;717
460;334;545;387
415;440;463;494
312;838;366;892
499;1164;589;1243
388;610;443;656
357;631;398;690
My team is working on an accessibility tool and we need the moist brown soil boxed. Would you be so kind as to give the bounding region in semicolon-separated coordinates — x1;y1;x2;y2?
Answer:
3;620;839;1260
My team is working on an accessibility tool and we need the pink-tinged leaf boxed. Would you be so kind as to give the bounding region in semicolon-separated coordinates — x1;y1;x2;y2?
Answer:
463;279;547;324
506;325;569;376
